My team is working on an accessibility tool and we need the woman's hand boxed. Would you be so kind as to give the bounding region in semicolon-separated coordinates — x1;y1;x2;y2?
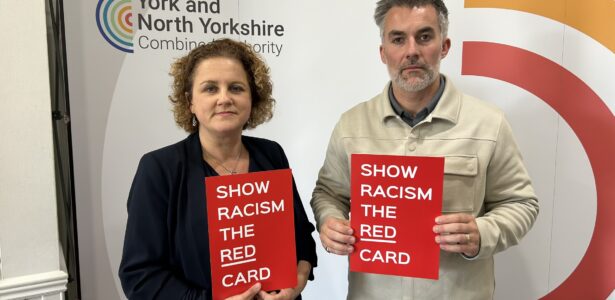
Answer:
256;260;311;300
225;282;262;300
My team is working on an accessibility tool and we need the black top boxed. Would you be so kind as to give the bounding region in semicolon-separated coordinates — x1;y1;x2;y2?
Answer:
119;133;318;299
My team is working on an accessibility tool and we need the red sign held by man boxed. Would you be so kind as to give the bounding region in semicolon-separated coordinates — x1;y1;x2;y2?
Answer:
206;169;296;300
350;154;444;279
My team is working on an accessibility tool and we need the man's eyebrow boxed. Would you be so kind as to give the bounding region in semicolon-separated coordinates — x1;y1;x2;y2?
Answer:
416;26;436;35
387;30;407;37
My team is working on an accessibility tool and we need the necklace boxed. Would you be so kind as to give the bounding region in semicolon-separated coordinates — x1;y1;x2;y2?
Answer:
205;145;243;175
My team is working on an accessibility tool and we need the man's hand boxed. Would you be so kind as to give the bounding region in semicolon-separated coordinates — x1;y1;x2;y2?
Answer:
319;216;355;255
433;213;480;257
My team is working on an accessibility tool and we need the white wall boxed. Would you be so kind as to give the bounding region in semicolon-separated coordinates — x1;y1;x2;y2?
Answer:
0;0;68;299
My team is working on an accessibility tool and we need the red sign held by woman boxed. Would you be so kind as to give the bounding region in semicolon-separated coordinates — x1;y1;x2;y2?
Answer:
206;169;296;299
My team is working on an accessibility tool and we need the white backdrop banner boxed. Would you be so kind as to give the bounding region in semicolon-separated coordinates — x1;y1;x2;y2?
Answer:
65;0;615;299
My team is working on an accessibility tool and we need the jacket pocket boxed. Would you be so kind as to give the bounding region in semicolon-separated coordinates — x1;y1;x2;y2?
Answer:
442;155;477;213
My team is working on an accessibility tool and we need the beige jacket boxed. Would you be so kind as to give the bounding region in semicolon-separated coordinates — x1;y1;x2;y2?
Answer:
311;78;539;300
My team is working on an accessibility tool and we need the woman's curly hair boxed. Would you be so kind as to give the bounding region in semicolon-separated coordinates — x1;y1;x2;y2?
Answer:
169;38;275;133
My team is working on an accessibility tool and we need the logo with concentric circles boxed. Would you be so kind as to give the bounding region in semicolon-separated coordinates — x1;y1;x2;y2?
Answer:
96;0;133;53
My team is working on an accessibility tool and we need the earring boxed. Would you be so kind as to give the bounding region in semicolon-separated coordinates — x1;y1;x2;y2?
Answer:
192;115;197;127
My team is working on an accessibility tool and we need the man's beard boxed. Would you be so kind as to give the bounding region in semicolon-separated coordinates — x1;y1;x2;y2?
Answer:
390;63;438;92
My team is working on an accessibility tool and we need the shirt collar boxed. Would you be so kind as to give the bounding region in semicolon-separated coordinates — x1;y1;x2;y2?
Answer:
387;76;446;126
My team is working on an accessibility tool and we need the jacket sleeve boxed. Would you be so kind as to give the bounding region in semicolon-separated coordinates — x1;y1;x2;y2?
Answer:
119;153;209;300
310;122;352;231
474;117;539;259
274;142;318;280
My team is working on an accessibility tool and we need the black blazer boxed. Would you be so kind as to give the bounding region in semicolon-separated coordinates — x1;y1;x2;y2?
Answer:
119;133;317;299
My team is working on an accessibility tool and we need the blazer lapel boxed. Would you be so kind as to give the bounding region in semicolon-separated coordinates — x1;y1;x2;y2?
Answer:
184;133;212;282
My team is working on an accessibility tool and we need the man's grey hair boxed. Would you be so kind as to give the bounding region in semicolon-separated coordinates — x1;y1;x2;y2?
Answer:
374;0;449;39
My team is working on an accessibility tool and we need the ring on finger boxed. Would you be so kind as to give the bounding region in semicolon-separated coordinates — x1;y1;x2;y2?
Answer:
325;246;330;253
466;233;471;243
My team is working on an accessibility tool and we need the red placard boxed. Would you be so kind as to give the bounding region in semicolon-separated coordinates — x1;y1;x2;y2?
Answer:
349;154;444;279
206;169;297;300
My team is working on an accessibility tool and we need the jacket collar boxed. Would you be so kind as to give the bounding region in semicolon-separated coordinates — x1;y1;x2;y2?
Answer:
185;132;212;281
187;132;204;168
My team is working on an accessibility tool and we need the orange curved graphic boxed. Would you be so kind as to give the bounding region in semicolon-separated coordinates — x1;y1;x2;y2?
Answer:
465;0;615;53
462;41;615;299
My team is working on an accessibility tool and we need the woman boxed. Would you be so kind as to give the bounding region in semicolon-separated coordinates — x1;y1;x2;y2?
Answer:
119;39;317;300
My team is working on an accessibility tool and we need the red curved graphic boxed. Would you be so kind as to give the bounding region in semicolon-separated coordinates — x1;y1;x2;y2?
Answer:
462;41;615;299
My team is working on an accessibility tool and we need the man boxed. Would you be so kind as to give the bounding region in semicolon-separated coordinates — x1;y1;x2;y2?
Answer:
310;0;539;299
